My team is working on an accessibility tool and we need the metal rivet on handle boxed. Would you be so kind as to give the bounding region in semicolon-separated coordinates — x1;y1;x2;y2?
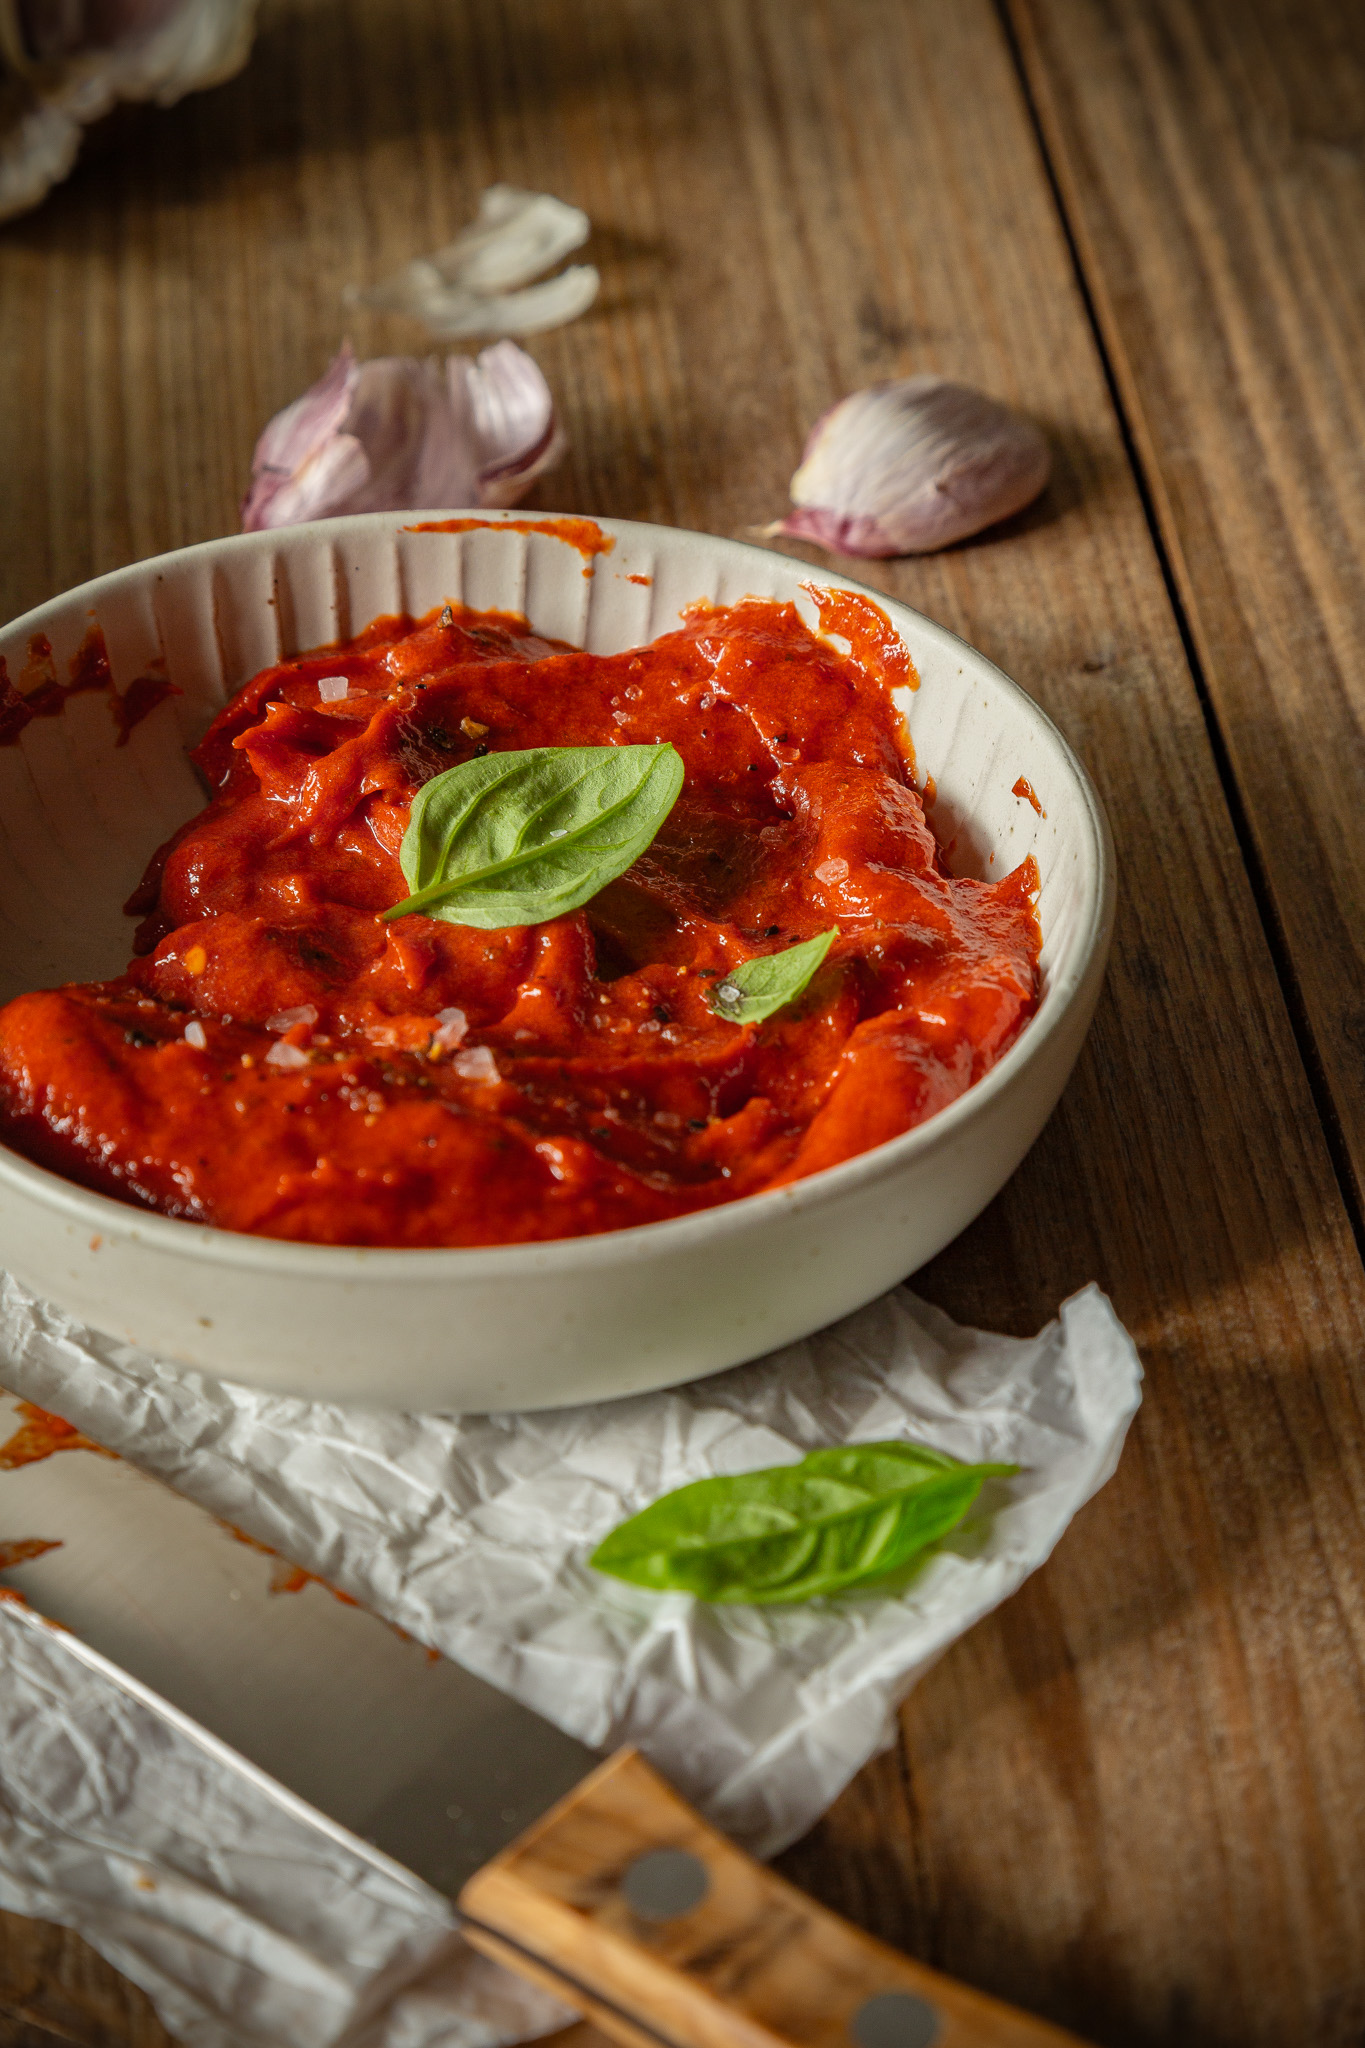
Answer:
621;1847;710;1920
850;1991;941;2048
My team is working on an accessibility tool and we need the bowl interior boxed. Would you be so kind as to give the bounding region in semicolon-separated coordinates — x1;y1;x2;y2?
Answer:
0;515;1095;1026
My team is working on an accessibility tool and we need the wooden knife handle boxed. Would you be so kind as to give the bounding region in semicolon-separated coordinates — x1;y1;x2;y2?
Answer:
458;1748;1088;2048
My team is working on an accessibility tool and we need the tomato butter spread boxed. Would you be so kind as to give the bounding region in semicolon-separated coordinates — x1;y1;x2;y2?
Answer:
0;593;1040;1247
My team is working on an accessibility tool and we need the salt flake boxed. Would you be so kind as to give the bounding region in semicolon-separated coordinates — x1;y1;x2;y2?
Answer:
452;1045;498;1083
432;1008;468;1051
265;1040;310;1071
266;1006;318;1033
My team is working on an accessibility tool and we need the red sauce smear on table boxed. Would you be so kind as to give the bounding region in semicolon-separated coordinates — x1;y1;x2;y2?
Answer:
1012;776;1046;816
0;594;1040;1248
0;624;180;748
0;1400;115;1470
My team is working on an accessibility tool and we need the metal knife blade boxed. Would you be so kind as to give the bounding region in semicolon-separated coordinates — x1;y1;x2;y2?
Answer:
0;1409;595;1891
0;1414;1089;2048
0;1588;592;1897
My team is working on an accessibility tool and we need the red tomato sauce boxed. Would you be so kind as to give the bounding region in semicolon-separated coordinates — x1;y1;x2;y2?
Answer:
0;623;177;749
0;1538;60;1572
0;1400;113;1470
0;593;1040;1248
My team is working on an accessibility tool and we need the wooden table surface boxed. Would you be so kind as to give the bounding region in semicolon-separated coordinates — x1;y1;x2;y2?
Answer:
4;1;1365;2042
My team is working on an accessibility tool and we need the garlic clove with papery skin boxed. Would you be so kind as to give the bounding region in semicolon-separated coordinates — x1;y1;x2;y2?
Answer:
777;376;1051;558
240;339;564;532
347;186;601;341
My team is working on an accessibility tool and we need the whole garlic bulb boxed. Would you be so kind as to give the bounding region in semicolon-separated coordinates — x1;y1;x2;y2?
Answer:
777;376;1051;557
0;0;258;222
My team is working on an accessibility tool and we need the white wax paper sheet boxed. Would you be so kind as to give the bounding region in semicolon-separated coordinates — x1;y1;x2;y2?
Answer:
0;1604;559;2048
0;1277;1141;2046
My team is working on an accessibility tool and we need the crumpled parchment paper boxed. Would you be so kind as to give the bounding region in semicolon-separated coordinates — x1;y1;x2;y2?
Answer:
0;1276;1141;2048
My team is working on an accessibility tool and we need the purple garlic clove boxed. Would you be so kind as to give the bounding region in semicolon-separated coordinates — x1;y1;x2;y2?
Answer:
778;376;1051;558
240;340;565;532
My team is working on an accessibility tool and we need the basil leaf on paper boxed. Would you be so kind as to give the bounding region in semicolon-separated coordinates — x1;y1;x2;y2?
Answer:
383;743;684;928
590;1440;1016;1604
708;927;840;1025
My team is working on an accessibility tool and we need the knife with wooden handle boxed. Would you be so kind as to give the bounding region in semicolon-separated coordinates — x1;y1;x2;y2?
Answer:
0;1574;1085;2048
458;1746;1085;2048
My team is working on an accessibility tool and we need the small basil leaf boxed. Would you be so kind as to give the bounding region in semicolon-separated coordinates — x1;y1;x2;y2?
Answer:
383;742;685;929
708;927;840;1025
589;1439;1016;1604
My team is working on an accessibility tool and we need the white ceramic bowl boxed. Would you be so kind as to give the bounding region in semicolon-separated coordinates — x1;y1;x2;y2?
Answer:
0;513;1113;1409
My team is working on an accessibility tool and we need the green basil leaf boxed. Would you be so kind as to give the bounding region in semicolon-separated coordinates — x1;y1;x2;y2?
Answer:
708;927;840;1025
589;1440;1016;1604
383;743;685;929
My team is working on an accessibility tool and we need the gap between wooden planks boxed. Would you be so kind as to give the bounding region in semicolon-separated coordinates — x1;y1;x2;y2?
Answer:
2;1;1365;2045
1006;0;1365;1240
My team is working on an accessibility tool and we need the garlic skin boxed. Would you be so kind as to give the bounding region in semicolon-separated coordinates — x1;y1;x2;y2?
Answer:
779;376;1051;557
240;340;564;533
0;0;258;221
348;186;600;341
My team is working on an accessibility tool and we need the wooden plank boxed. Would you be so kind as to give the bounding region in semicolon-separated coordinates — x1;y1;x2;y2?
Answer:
459;1748;1087;2048
1;2;1364;2044
0;1908;175;2047
1007;0;1365;1221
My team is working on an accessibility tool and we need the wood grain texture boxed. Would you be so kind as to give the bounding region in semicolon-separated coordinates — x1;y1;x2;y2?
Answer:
1007;0;1365;1221
0;1908;175;2047
1;2;1365;2045
460;1749;1087;2048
